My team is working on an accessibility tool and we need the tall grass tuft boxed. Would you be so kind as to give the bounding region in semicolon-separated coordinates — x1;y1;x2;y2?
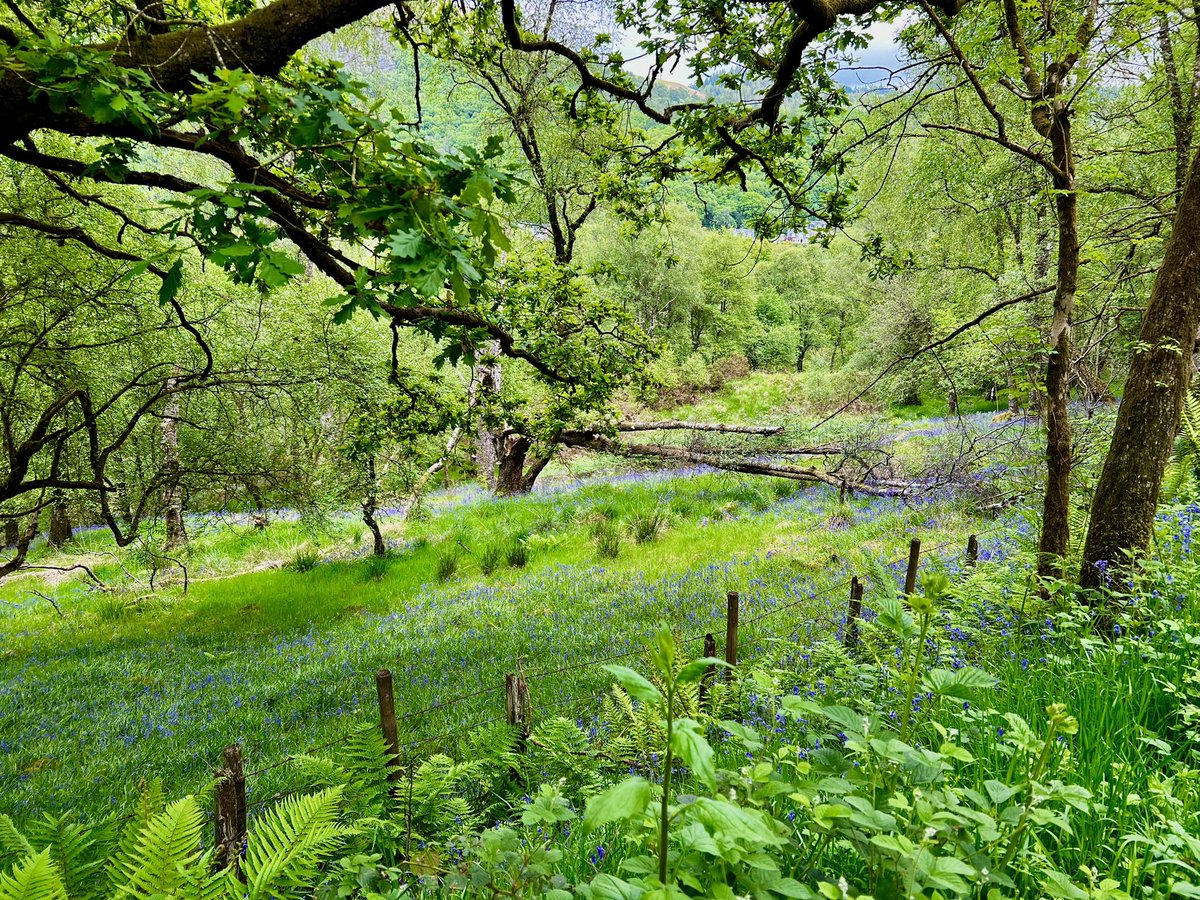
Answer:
288;548;321;573
505;537;529;569
436;550;460;582
364;552;391;581
479;543;504;576
632;507;668;544
593;520;622;559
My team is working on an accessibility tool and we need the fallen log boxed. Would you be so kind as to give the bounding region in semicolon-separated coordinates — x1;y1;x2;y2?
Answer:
558;431;912;497
616;420;785;435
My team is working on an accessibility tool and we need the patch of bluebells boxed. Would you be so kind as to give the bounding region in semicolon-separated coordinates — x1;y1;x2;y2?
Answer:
0;473;1021;822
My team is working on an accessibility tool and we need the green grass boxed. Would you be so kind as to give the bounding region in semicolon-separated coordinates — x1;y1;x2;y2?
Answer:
667;372;806;422
0;470;997;823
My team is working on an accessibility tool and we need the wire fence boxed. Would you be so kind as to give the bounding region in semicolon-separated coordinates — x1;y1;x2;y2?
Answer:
0;516;1020;871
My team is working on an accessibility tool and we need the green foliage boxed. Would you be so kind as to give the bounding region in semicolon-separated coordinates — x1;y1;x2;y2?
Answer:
0;850;67;900
1164;391;1200;500
241;788;350;900
0;787;348;900
362;554;392;583
11;526;1200;898
108;796;209;899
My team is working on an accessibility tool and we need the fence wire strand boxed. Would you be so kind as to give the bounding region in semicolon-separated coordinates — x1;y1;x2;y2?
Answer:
4;515;1023;846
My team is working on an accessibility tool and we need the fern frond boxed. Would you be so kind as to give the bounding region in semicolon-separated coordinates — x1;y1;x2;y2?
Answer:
0;849;67;900
241;786;349;900
1165;391;1200;501
335;724;395;817
106;780;167;894
407;755;489;840
111;796;206;899
24;815;103;900
1067;505;1091;559
0;817;33;861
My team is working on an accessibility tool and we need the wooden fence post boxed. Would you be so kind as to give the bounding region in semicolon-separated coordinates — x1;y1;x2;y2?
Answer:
215;744;246;878
904;538;921;595
699;632;716;706
966;534;979;567
725;591;739;673
376;669;402;784
844;576;862;650
505;671;531;749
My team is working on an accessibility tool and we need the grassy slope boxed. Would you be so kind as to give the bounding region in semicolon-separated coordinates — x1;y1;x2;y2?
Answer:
0;467;1010;822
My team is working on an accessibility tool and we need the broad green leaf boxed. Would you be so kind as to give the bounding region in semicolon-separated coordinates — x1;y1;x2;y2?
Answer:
811;803;853;829
388;230;424;258
157;259;184;306
675;657;728;684
718;720;763;751
690;798;787;847
670;718;715;789
578;874;644;900
584;778;652;829
984;779;1019;805
782;698;864;735
923;667;999;700
603;666;662;706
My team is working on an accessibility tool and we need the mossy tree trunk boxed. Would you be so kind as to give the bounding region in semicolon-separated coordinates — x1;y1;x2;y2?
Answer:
494;435;551;496
48;492;72;547
161;382;187;549
1081;146;1200;588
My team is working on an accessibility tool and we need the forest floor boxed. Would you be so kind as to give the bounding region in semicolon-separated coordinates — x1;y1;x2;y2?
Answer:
0;500;1025;818
0;377;1093;822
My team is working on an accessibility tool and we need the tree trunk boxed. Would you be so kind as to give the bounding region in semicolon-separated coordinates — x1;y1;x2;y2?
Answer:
1036;111;1080;581
48;492;73;548
1080;146;1200;589
362;455;386;557
0;511;40;579
494;435;551;495
474;343;502;490
559;431;910;496
161;381;187;549
3;518;17;548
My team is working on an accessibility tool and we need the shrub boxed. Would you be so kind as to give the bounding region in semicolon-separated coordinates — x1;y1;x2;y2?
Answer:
677;352;712;393
748;325;802;371
710;351;750;387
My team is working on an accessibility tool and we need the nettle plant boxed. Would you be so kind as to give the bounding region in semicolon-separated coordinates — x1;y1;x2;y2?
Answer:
556;579;1101;899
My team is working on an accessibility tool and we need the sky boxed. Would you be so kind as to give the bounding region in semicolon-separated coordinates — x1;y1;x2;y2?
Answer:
618;17;908;89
